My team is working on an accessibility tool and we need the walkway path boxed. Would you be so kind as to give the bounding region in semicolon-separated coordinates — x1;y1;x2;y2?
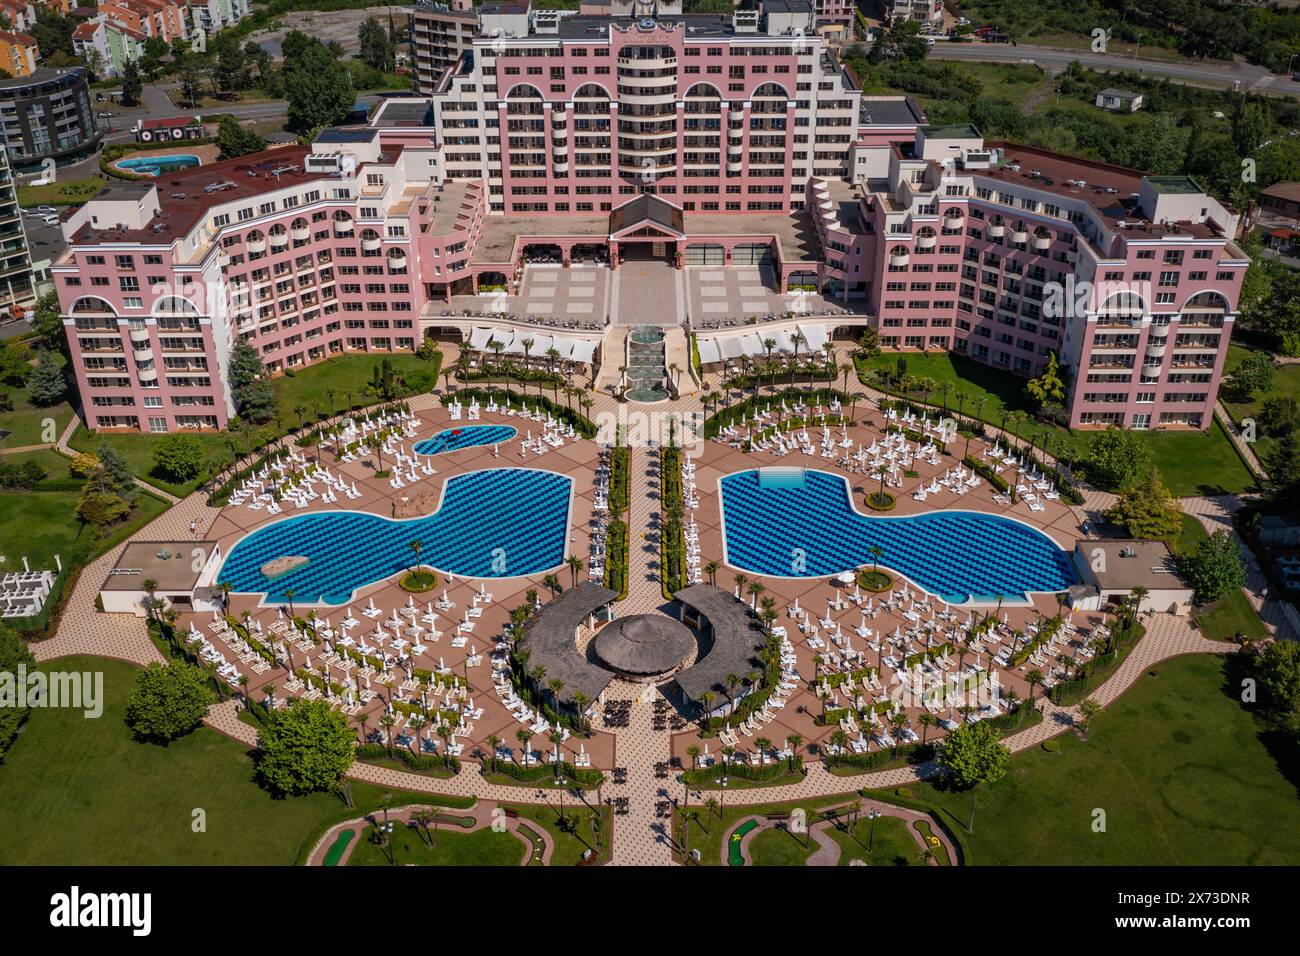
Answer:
1215;400;1268;482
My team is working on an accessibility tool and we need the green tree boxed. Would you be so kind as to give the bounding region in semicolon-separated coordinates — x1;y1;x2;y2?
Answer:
1179;529;1247;604
256;698;356;795
1081;426;1149;490
358;16;396;73
0;624;35;759
936;720;1010;790
95;441;137;501
120;58;143;107
151;433;206;483
229;342;275;423
1104;466;1183;540
1255;640;1300;733
285;43;354;134
217;115;266;159
1259;395;1299;437
30;291;65;353
76;489;130;529
1230;351;1275;399
1266;429;1300;502
125;661;217;743
1025;351;1066;410
26;353;65;406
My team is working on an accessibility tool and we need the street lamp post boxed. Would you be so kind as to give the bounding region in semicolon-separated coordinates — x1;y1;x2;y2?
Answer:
868;809;882;852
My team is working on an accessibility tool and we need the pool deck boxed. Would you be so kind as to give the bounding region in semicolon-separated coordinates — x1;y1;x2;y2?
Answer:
189;403;619;772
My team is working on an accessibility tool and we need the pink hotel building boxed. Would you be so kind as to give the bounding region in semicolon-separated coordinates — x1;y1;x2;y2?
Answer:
55;0;1247;434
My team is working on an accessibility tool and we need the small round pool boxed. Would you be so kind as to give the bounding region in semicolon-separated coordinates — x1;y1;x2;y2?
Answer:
115;154;201;176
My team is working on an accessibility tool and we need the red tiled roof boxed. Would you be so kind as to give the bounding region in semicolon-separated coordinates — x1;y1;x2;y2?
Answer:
1262;182;1300;203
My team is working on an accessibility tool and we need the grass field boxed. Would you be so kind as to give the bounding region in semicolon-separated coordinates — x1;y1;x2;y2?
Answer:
0;380;76;449
1219;342;1300;467
0;476;169;571
871;654;1300;865
0;656;439;865
1173;513;1270;642
347;820;525;866
16;176;107;208
67;424;230;498
817;813;923;867
856;351;1255;495
503;802;612;866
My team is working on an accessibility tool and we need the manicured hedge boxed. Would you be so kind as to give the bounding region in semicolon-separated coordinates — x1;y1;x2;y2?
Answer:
443;388;596;438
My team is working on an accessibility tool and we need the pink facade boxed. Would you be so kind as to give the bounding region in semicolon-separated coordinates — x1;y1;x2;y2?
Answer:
56;142;487;432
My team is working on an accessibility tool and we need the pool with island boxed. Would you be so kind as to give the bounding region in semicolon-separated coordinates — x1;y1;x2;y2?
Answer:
719;468;1077;604
218;467;572;604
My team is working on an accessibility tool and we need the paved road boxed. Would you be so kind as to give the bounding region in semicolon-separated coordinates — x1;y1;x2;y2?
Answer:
930;40;1300;97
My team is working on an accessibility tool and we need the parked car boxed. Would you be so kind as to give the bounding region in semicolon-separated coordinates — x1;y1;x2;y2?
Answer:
36;205;57;214
95;111;115;119
40;215;60;226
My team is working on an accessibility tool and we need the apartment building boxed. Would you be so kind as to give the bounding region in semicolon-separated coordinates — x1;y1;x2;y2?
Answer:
0;142;36;314
189;0;252;36
0;30;38;78
887;0;943;27
411;0;478;95
814;124;1248;430
72;18;146;78
0;1;36;33
56;1;1247;434
0;68;101;171
54;129;487;432
97;0;190;44
397;0;862;216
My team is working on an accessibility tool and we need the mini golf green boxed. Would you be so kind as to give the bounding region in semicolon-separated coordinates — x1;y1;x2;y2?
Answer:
323;829;355;866
728;820;759;866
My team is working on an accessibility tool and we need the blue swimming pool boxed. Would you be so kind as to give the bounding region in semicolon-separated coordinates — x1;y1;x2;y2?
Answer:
218;468;572;604
115;154;201;176
720;468;1077;604
413;424;517;456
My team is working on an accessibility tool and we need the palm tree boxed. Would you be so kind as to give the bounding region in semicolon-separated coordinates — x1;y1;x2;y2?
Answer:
1025;669;1044;705
785;733;803;772
141;578;159;626
571;690;590;734
732;572;747;600
724;673;740;709
888;711;908;756
379;711;397;755
283;587;297;622
704;560;720;586
698;691;715;730
566;555;584;587
1130;585;1149;616
408;714;426;756
437;723;452;769
828;728;849;767
408;538;423;576
746;580;764;609
238;674;250;712
869;544;884;574
521;336;535;392
548;677;565;709
687;744;701;769
516;728;532;766
918;712;936;745
543;572;561;595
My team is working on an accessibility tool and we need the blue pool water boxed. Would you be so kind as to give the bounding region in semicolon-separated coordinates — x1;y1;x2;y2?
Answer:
218;468;571;604
720;468;1077;604
413;424;517;456
115;154;200;176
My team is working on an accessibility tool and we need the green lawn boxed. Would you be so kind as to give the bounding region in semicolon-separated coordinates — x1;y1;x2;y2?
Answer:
0;656;449;865
503;802;612;866
678;795;859;866
871;654;1300;865
1219;342;1300;467
1173;513;1270;641
818;813;925;867
857;351;1255;496
0;479;168;571
347;821;525;866
67;424;231;498
0;381;76;449
747;825;817;866
16;175;106;208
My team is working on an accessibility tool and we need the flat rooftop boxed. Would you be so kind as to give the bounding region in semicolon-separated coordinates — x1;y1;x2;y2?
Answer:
982;140;1222;240
70;146;336;246
1080;540;1189;591
102;541;218;592
491;14;745;42
859;96;925;128
372;99;435;128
